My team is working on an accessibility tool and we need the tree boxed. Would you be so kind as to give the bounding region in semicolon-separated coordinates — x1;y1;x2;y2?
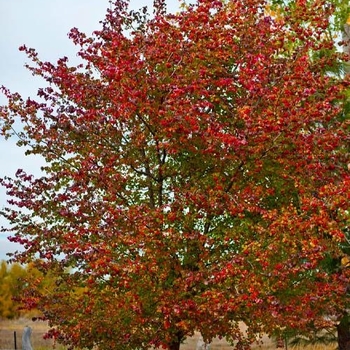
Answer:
0;261;23;319
0;261;41;319
0;0;349;349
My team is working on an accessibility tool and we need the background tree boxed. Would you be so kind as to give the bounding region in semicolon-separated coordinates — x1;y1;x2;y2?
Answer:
0;261;24;319
0;0;349;349
0;261;45;319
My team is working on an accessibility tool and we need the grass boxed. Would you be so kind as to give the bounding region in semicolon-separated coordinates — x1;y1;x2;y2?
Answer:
0;318;337;350
180;333;337;349
0;318;59;350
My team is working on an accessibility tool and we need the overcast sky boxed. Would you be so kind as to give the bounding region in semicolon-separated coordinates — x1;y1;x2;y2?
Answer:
0;0;178;261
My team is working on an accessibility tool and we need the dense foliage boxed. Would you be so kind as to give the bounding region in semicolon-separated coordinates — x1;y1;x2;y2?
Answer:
1;0;349;349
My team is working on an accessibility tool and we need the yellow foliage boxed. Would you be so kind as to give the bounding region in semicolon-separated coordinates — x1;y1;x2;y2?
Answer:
264;4;284;22
347;15;350;25
341;255;350;268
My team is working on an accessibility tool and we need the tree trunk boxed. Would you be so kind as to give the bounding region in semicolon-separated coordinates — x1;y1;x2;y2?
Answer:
167;330;183;350
168;341;181;350
337;315;350;350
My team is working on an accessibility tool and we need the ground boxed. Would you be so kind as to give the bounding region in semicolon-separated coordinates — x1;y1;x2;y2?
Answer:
0;318;336;350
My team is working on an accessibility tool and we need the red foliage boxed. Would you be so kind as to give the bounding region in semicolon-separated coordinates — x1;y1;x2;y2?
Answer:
1;0;349;349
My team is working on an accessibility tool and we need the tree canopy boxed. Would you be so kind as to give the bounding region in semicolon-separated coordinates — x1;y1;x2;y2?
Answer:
0;0;349;349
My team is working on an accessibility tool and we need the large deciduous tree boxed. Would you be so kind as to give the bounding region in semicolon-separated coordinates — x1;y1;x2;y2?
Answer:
1;0;349;349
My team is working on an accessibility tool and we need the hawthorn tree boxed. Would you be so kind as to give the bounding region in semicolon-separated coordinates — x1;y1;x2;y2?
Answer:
0;0;349;349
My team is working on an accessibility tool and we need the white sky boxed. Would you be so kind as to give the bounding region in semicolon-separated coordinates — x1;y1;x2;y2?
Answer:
0;0;179;261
